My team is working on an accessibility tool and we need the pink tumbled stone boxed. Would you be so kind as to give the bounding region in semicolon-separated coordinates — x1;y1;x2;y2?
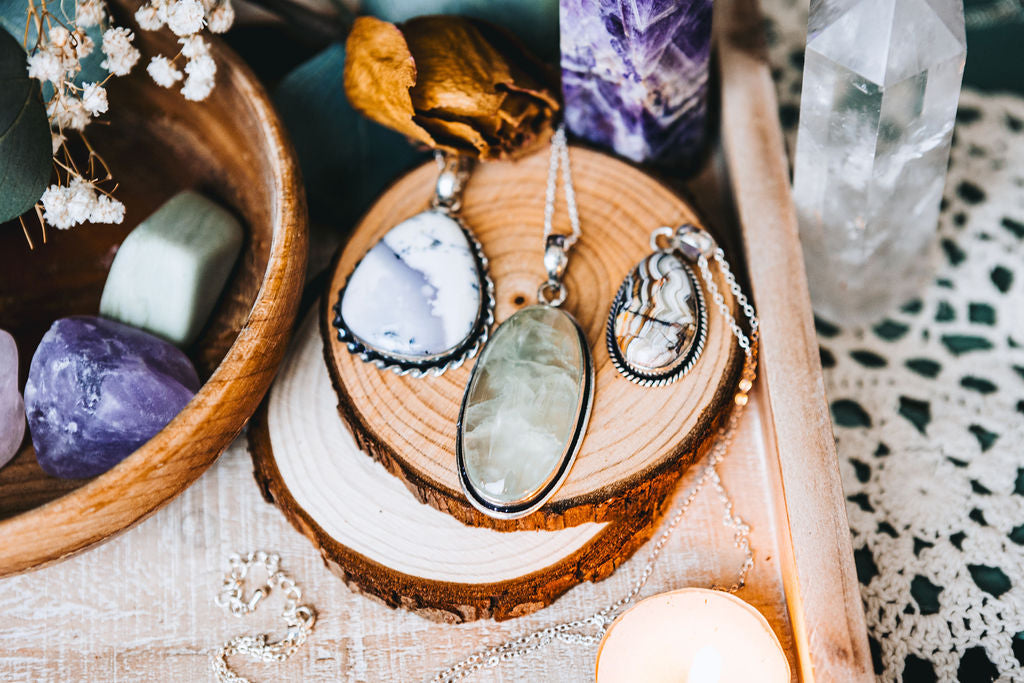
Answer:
0;329;26;469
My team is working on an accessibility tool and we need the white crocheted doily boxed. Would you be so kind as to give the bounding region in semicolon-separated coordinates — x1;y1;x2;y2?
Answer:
762;1;1024;680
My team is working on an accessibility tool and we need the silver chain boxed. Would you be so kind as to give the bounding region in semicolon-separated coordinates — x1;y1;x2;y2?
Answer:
431;253;760;682
211;551;317;683
543;125;581;248
698;248;759;357
538;125;582;307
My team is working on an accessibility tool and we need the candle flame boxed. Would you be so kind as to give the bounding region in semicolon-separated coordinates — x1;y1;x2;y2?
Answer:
687;644;722;683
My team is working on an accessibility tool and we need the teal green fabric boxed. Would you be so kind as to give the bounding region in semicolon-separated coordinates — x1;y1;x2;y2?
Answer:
964;0;1024;94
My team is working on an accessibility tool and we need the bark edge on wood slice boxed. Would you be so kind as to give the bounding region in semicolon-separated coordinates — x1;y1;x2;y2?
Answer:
322;146;744;531
250;311;664;622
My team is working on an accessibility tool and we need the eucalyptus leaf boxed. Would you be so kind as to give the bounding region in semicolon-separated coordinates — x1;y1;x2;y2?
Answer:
0;29;51;223
273;43;425;230
362;0;558;60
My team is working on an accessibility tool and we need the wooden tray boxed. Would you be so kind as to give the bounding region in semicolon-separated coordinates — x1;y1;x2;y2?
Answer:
715;1;871;678
251;0;872;677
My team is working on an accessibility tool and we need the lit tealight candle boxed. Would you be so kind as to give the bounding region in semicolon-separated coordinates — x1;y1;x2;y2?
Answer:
595;588;790;683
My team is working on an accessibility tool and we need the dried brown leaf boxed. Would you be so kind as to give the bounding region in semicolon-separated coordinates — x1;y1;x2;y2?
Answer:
344;16;437;149
343;14;559;160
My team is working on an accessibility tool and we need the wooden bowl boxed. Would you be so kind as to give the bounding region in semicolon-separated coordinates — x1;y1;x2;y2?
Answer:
0;28;307;575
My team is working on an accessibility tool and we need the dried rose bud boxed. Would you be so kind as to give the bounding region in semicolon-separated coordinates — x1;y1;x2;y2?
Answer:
344;15;559;160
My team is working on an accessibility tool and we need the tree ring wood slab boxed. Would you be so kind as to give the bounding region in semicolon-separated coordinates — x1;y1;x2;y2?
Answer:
250;310;661;622
322;146;744;531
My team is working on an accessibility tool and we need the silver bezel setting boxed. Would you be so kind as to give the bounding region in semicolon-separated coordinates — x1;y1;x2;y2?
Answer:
456;305;595;520
332;210;496;378
605;251;709;387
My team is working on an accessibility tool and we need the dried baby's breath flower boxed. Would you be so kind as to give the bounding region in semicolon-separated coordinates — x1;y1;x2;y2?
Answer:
147;55;183;87
181;53;216;100
48;25;70;48
40;179;93;229
18;0;232;242
178;34;208;58
155;0;173;24
90;194;125;223
132;0;230;100
81;82;108;116
101;27;140;76
71;29;94;60
27;50;63;83
344;15;558;160
166;0;205;36
75;0;105;26
181;74;213;100
40;185;74;229
18;0;155;241
30;27;91;85
47;93;90;131
65;177;97;221
39;180;125;229
185;53;215;80
135;3;163;30
206;1;233;33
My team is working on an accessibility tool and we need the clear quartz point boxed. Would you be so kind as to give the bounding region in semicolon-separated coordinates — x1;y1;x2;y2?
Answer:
793;0;966;324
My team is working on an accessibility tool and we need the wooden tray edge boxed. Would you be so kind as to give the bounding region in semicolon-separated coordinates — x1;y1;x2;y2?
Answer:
715;1;873;680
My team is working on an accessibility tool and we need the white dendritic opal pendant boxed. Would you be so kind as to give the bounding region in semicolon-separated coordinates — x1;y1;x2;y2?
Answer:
333;209;495;376
457;304;594;519
607;249;707;386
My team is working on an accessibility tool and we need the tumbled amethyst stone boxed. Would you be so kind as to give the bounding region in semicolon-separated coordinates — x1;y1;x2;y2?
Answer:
25;316;200;479
560;0;713;168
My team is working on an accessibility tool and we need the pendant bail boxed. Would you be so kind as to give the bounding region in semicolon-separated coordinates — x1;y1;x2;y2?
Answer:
544;234;570;283
539;234;570;306
674;223;717;261
433;154;472;211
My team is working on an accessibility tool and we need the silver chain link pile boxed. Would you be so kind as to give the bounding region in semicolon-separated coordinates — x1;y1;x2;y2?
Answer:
211;551;317;683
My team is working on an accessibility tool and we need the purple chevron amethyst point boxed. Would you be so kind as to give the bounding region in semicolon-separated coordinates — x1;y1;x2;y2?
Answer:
24;316;200;479
560;0;713;168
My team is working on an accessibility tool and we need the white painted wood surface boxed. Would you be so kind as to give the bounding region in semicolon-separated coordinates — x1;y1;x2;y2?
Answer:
0;386;796;682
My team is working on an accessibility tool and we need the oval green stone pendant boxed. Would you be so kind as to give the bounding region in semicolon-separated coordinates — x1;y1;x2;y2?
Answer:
457;304;595;519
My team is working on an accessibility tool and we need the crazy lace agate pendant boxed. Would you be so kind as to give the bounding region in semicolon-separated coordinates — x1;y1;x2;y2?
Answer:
607;250;707;386
457;305;594;519
333;209;495;376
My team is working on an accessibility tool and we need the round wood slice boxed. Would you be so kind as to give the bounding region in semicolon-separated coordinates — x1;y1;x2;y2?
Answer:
250;310;662;622
322;147;743;531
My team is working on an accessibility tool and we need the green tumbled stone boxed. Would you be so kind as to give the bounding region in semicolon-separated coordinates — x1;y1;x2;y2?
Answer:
459;305;590;510
99;191;243;347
